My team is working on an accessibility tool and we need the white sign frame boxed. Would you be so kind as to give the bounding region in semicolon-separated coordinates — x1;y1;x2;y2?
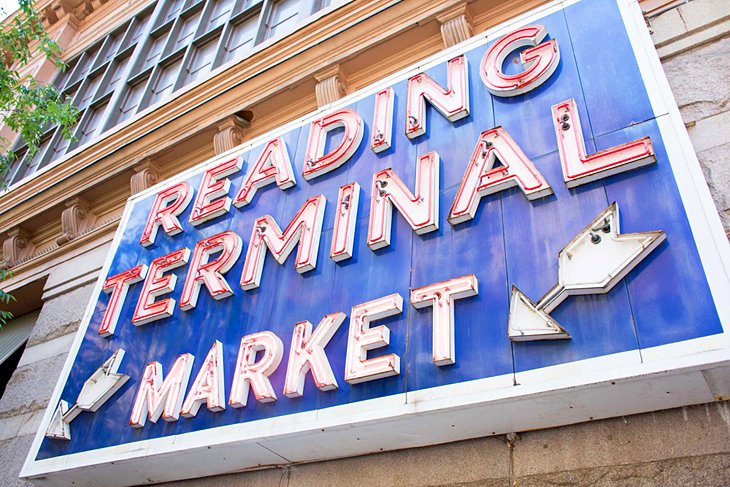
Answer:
21;0;730;484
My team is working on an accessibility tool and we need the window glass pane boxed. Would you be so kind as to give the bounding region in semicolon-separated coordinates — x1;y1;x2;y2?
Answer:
224;15;257;62
5;149;27;185
206;0;234;30
149;58;182;105
265;0;300;40
127;12;151;47
234;0;263;15
105;56;130;93
77;103;108;145
15;136;52;181
162;0;185;24
173;12;202;51
101;32;124;64
118;79;147;123
55;57;78;89
70;49;98;85
48;126;76;161
143;31;170;70
77;75;103;110
184;37;218;85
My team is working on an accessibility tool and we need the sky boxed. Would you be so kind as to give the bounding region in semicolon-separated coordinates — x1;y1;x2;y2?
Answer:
0;0;19;21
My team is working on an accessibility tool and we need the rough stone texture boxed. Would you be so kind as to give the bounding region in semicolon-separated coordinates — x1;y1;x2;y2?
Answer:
0;410;43;442
661;35;730;124
26;282;93;347
160;437;511;487
661;32;730;232
159;404;730;486
159;467;294;487
286;437;509;487
650;0;730;47
0;435;34;487
514;453;730;487
512;401;730;477
696;142;730;229
0;353;68;417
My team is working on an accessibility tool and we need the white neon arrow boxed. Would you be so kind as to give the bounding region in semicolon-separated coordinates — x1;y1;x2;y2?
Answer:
44;349;129;440
45;400;71;441
508;203;665;341
508;287;570;341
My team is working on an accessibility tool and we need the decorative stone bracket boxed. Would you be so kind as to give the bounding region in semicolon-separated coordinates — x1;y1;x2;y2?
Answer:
56;197;97;246
2;227;35;268
42;0;107;27
213;115;250;155
314;65;348;107
437;5;473;48
130;159;160;195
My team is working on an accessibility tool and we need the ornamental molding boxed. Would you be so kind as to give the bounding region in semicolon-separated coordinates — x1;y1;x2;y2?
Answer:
130;159;160;195
437;5;473;48
315;65;348;107
213;115;250;155
56;197;97;246
2;226;35;268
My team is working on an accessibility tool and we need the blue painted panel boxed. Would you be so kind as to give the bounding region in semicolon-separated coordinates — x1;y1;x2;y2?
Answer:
491;10;592;161
600;120;723;347
407;185;513;391
564;0;656;137
36;0;725;461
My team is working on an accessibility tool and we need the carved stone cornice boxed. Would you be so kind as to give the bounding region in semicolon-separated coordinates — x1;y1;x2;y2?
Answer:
2;227;35;268
130;159;160;195
213;115;249;155
436;4;473;48
314;65;348;107
56;197;97;246
40;0;107;27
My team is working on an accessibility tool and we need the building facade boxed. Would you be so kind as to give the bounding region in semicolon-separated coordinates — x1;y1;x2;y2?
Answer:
0;0;729;485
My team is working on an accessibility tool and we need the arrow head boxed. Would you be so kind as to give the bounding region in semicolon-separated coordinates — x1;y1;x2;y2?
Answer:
556;202;665;298
508;286;570;341
45;400;71;441
76;349;129;412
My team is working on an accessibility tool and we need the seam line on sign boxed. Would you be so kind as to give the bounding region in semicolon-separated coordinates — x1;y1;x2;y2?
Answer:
256;441;293;463
623;279;644;362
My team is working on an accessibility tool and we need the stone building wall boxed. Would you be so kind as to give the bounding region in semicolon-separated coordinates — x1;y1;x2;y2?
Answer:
0;0;728;485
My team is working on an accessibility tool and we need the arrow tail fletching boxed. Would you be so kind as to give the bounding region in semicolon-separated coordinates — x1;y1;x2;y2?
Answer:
508;286;570;341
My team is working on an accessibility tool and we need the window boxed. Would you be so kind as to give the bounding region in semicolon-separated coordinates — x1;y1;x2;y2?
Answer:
184;37;219;85
223;14;258;62
5;0;337;187
117;79;147;123
149;57;183;106
205;0;235;30
143;31;170;70
77;103;108;145
265;0;299;39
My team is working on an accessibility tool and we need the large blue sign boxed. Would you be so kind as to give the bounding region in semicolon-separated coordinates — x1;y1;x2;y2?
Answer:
24;0;730;483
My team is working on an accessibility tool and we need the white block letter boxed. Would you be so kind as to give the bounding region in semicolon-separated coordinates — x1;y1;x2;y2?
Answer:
345;293;403;384
553;99;655;188
140;182;193;247
406;56;469;138
130;353;194;428
284;312;345;398
240;195;326;290
410;275;478;365
229;331;284;407
368;152;440;250
449;127;551;224
481;25;560;97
